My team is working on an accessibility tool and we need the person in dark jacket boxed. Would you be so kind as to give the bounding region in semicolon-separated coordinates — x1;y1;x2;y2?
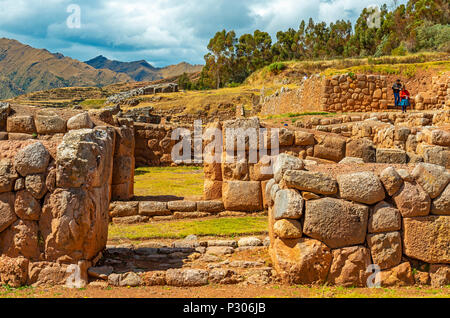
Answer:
392;79;402;108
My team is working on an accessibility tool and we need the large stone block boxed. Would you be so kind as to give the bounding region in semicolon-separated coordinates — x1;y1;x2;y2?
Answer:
14;190;41;221
6;116;36;134
273;189;303;220
368;201;401;233
376;148;407;164
393;182;431;217
380;262;415;287
222;181;262;212
304;198;369;249
423;146;450;169
0;219;40;261
273;219;302;239
294;131;315;146
269;237;332;284
0;159;18;193
328;246;371;287
432;183;450;215
139;201;171;216
379;167;403;196
14;142;50;177
272;154;304;182
0;192;16;233
0;256;29;288
412;163;450;199
403;216;449;264
283;170;338;195
67;113;94;130
337;172;385;205
35;111;66;134
345;139;376;163
109;201;139;218
314;135;346;162
367;231;402;270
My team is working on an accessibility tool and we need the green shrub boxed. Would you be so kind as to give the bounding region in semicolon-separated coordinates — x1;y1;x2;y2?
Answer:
391;43;408;56
268;62;287;74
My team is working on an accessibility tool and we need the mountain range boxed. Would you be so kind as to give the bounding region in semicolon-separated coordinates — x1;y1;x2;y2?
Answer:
0;38;203;99
85;55;203;82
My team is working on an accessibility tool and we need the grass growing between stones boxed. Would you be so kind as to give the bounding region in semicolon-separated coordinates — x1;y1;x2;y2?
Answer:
134;166;204;200
108;216;268;241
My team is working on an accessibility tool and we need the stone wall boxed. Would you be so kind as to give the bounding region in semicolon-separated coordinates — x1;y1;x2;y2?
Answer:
207;117;450;214
321;74;389;112
415;75;450;110
0;128;115;287
266;154;449;287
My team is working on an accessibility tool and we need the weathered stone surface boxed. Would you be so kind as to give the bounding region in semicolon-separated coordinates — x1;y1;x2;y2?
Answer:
431;130;450;147
0;219;40;260
7;116;36;134
414;271;430;286
209;269;242;284
367;231;402;270
56;128;114;189
376;148;407;164
67;113;94;130
238;237;263;247
142;271;166;286
380;262;415;287
14;190;41;221
328;246;371;287
283;170;338;196
272;154;304;182
139;201;170;216
274;219;302;239
294;131;315;146
278;128;294;146
25;174;47;200
403;216;449;264
423;146;450;169
273;189;303;220
0;192;16;233
304;198;369;249
27;262;70;287
35;111;66;134
0;159;18;193
168;200;197;212
380;167;403;196
206;246;234;255
203;180;222;200
345;139;376;163
196;200;224;213
412;163;450;199
118;272;142;287
269;238;332;284
14;142;50;177
111;156;133;185
314;135;346;162
337;172;385;205
0;102;10;131
339;157;364;164
222;181;262;211
166;269;209;287
207;240;237;247
432;183;450;215
429;265;450;288
0;256;29;288
40;187;109;262
109;201;139;218
368;201;401;233
112;215;149;224
393;182;431;217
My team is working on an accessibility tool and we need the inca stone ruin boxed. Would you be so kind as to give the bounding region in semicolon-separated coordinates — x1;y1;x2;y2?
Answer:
0;72;449;290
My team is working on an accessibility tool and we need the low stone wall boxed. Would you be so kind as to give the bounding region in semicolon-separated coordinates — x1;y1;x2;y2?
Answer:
109;200;232;223
0;128;114;287
266;154;450;287
415;75;450;110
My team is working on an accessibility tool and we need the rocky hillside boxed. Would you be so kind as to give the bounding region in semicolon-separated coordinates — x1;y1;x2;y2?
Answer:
85;56;203;82
0;38;132;99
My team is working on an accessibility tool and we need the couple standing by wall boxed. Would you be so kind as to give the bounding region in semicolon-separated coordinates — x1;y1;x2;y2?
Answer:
392;79;411;113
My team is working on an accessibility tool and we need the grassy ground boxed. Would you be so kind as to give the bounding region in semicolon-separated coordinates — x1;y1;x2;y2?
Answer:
1;284;449;298
133;166;204;200
109;216;268;242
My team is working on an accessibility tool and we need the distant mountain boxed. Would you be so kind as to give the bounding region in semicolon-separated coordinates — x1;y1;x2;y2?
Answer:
0;38;132;99
85;55;203;82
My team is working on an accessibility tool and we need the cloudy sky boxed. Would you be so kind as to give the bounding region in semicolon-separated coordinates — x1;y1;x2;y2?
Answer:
0;0;405;67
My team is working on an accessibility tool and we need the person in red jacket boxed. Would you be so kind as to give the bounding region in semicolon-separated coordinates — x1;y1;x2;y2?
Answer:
399;85;410;113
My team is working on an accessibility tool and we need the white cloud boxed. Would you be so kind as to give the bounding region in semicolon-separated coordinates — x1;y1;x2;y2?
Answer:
0;0;407;66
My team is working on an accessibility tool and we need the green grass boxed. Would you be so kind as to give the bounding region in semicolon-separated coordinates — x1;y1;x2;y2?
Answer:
79;99;107;109
263;111;335;120
109;216;268;241
134;166;204;200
